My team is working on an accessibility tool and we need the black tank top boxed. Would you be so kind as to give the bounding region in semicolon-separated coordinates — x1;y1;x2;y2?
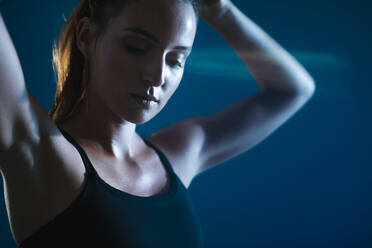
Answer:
19;127;204;247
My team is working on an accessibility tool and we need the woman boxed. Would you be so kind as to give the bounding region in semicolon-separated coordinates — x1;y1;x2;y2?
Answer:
0;0;315;247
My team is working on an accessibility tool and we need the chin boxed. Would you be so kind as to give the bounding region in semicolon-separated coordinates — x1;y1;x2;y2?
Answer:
125;111;158;125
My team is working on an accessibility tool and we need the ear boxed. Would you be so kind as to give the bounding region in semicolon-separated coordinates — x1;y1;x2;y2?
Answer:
75;17;94;58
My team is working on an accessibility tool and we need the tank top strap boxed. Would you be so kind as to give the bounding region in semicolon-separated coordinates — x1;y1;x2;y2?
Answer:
141;136;176;175
58;128;175;176
57;127;95;174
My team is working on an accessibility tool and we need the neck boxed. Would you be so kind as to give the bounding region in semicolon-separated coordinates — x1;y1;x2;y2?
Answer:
58;97;140;161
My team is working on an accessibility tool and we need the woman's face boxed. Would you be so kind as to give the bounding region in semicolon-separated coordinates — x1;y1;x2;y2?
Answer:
83;0;197;124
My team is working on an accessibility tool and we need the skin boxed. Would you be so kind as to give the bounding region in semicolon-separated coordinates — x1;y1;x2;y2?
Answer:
59;0;197;164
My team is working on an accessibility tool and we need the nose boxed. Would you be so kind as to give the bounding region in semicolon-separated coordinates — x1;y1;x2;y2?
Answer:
142;57;166;87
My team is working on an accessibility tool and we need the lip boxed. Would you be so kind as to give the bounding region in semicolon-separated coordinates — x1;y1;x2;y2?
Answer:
131;93;159;103
130;94;152;109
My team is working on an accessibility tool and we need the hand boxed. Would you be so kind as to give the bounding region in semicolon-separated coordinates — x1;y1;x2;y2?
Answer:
198;0;232;21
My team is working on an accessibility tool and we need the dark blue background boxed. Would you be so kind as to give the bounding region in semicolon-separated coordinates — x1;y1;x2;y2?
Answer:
1;0;371;247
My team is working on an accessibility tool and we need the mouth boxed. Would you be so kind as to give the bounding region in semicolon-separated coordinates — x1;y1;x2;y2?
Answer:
130;94;159;109
130;93;159;103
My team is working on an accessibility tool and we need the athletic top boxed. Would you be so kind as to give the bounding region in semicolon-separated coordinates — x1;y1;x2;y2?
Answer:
19;127;203;248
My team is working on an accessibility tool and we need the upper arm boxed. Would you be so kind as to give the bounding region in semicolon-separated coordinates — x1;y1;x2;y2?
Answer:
196;89;314;175
0;13;33;150
0;15;58;171
0;90;59;171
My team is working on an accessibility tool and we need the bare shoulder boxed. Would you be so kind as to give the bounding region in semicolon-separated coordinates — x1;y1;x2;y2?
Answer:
143;117;206;189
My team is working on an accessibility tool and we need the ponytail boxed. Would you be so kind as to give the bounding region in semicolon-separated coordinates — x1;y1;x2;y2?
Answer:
49;0;95;125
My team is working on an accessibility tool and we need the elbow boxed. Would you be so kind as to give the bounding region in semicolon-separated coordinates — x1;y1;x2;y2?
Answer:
269;80;316;99
293;80;316;98
304;80;316;98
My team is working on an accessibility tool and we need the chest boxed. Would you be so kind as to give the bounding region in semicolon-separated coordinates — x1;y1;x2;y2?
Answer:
82;149;173;197
4;140;174;245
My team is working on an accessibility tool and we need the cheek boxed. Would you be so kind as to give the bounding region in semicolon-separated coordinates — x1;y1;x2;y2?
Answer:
99;56;137;92
98;42;133;73
109;53;134;76
165;79;182;100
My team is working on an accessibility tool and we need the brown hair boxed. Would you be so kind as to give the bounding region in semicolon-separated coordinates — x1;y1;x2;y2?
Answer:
48;0;201;125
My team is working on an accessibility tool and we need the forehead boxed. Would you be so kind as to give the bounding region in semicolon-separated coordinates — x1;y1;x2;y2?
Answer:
109;0;197;47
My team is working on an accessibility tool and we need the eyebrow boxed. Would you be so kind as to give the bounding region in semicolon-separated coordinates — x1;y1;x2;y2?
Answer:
122;27;192;52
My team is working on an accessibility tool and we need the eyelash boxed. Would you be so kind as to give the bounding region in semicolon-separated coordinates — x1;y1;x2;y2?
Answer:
124;45;183;68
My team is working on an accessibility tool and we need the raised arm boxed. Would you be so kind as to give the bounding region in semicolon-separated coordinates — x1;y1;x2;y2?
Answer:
0;13;42;159
0;14;28;148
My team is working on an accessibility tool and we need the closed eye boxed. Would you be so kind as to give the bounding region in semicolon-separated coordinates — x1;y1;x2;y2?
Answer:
125;45;146;54
125;45;184;69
